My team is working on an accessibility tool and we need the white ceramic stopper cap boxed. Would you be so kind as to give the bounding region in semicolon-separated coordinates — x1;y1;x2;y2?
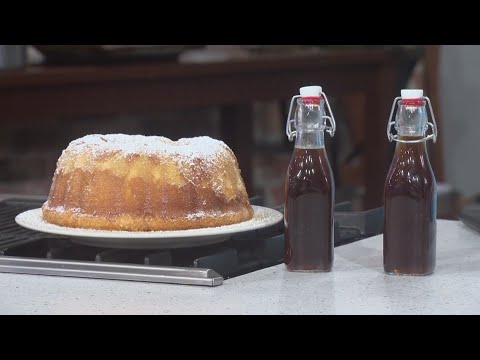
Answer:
300;86;322;98
401;89;424;99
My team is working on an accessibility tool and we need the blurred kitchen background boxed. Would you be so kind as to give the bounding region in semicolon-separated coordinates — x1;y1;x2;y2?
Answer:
0;45;475;219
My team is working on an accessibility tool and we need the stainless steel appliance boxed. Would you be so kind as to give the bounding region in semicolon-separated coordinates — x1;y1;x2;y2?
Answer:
0;196;383;287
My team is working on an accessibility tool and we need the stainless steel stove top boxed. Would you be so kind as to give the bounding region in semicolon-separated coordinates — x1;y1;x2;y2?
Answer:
0;195;383;287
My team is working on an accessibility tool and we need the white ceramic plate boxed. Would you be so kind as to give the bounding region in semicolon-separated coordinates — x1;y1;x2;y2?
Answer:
15;206;284;249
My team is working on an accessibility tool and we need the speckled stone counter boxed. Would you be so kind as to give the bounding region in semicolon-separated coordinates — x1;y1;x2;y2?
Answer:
0;220;479;315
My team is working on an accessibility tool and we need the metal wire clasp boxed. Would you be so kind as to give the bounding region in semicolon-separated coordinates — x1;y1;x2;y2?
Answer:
286;92;337;142
387;96;438;144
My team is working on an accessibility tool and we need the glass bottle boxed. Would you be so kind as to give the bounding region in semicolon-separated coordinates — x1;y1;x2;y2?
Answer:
384;89;439;276
284;86;336;272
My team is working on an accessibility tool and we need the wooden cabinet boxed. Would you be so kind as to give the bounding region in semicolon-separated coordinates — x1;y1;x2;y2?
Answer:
0;48;400;209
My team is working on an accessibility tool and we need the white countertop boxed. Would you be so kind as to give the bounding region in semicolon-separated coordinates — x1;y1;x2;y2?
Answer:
0;219;479;315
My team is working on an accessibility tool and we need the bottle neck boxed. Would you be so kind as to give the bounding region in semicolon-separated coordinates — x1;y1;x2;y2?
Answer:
395;101;428;137
393;139;432;172
294;99;326;149
395;137;428;153
295;131;325;149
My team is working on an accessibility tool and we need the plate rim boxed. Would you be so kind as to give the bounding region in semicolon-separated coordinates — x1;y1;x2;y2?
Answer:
15;206;284;240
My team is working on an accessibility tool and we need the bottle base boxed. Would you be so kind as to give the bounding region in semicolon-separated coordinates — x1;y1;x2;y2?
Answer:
385;269;434;277
286;267;332;273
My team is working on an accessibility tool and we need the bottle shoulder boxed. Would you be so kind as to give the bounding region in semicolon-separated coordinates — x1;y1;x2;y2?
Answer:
286;149;334;193
288;149;333;176
385;155;437;196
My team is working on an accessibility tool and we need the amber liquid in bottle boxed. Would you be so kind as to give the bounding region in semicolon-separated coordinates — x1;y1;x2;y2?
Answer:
384;134;437;275
285;147;334;272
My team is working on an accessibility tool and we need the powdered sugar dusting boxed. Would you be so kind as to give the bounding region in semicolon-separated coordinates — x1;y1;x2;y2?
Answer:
48;206;82;215
66;134;229;160
59;135;233;179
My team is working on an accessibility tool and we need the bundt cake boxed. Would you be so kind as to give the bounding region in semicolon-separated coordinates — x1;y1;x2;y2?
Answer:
42;134;254;231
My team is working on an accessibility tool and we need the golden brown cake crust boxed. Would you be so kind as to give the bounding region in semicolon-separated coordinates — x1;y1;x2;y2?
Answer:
42;135;254;231
42;207;254;232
